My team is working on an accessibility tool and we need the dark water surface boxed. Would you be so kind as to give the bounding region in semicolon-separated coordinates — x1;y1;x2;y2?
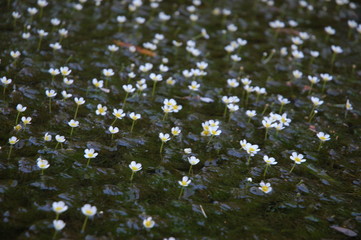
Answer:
0;0;361;239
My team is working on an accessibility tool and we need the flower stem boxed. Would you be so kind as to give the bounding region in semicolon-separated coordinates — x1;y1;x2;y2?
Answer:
130;171;134;182
41;168;44;176
264;128;269;140
188;165;193;176
321;81;327;94
49;98;52;113
162;112;168;121
122;92;129;108
52;230;58;240
86;158;91;167
7;146;13;160
81;216;88;233
330;53;336;67
246;155;251;166
279;104;284;114
263;164;269;178
74;105;79;119
178;187;184;200
111;118;117;126
317;141;323;151
206;136;213;146
70;127;74;136
308;82;313;96
223;105;227;118
289;163;296;173
37;37;43;51
152;81;157;97
159;141;164;154
15;112;20;125
261;104;269;115
130;120;135;133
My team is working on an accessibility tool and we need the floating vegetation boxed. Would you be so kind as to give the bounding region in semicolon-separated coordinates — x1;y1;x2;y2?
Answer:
0;0;361;239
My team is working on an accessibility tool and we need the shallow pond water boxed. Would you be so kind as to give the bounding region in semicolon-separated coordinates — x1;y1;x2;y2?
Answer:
0;0;361;239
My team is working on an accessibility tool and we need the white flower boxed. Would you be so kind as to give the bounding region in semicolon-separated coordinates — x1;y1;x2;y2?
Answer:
37;29;48;37
308;75;319;84
58;28;68;37
74;97;85;105
46;90;57;98
12;12;21;19
113;109;125;119
292;70;303;79
44;132;52;142
259;181;272;193
51;18;61;26
16;104;27;112
143;217;155;229
108;126;119;134
184;148;192;154
96;104;107;116
171;127;181;136
320;73;333;82
227;79;239;88
9;136;19;145
331;45;343;54
292;50;304;59
159;133;170;142
37;158;50;169
102;68;114;77
63;78;74;85
92;78;104;88
27;7;38;15
37;0;48;8
10;51;21;59
290;152;306;164
53;220;66;231
1;77;12;86
227;104;239;112
108;44;119;52
49;42;62;50
246;110;256;118
311;97;324;107
60;66;71;76
178;176;191;187
188;81;200;91
52;201;68;214
81;204;97;217
325;26;335;35
269;20;285;28
123;84;136;93
278;95;290;105
149;73;163;82
68;119;79;128
346;99;353;110
117;15;127;23
129;112;141;120
310;51;319;58
188;156;200;165
21;116;32;125
84;149;98;159
129;161;142;172
245;143;260;156
55;135;65;143
263;155;277;165
49;68;60;76
317;132;330;142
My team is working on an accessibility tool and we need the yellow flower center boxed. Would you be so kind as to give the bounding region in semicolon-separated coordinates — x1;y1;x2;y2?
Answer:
85;210;93;215
131;166;138;171
261;186;269;192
